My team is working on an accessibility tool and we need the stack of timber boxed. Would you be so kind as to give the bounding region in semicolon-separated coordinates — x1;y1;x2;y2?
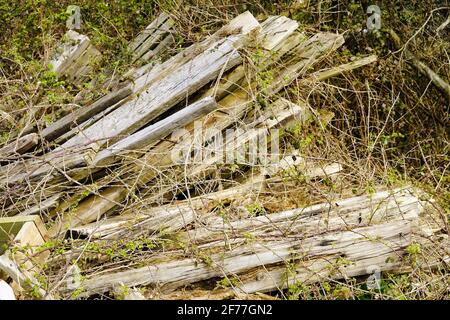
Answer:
0;12;447;300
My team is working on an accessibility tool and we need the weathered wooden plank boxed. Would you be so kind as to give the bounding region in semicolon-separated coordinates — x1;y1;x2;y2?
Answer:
0;215;51;299
0;254;51;299
49;186;128;237
236;214;448;295
68;179;266;239
237;244;406;295
301;54;378;83
0;133;39;159
42;84;133;142
140;32;175;61
65;45;102;83
93;96;218;167
185;187;422;245
129;12;171;52
0;150;89;187
199;16;301;101
132;13;175;62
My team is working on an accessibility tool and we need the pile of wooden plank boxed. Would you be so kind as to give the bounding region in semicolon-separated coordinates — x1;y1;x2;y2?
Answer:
0;11;447;300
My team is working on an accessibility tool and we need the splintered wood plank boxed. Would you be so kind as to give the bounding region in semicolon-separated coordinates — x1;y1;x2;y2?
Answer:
184;187;422;245
389;30;450;99
301;54;378;83
267;32;345;95
68;179;267;239
53;95;132;145
0;215;48;243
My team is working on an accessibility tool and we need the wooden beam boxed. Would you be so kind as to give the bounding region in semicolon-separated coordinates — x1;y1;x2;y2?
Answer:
93;96;218;167
130;12;175;63
58;188;422;297
129;12;171;52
